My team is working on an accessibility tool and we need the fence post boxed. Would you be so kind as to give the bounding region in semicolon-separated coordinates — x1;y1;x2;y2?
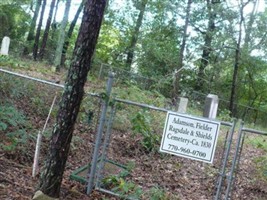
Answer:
214;119;237;200
224;122;244;199
95;103;117;188
87;72;114;195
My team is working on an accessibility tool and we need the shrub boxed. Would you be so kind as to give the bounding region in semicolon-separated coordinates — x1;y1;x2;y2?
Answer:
131;110;160;152
0;104;30;151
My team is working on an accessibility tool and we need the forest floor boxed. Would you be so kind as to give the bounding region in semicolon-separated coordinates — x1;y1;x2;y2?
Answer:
0;66;267;200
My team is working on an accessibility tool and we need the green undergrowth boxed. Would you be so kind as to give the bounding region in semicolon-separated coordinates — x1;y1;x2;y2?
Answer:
101;161;180;200
131;110;161;152
0;55;22;68
253;155;267;182
0;69;59;152
0;72;59;118
109;83;167;152
249;136;267;152
0;55;55;73
0;103;33;151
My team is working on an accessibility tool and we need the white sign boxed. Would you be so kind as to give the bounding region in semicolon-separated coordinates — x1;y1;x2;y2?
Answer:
160;112;220;163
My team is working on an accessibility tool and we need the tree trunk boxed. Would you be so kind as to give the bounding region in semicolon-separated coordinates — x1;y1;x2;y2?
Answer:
23;0;42;55
243;0;258;52
173;0;192;101
229;0;250;116
38;0;57;60
194;0;216;92
50;0;61;40
33;0;46;60
37;0;107;198
60;0;84;67
125;0;148;71
54;0;72;72
52;0;60;25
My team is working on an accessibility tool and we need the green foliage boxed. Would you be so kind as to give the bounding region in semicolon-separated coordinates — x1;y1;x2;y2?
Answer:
150;75;173;98
1;130;28;151
253;155;267;182
113;84;165;107
0;54;10;64
101;161;140;198
249;137;267;152
137;22;180;78
102;175;143;199
0;2;31;41
145;186;180;200
0;104;30;151
0;71;59;118
147;187;168;200
131;110;160;152
0;105;26;131
218;109;232;122
0;55;22;68
95;23;121;65
112;83;165;132
29;96;50;117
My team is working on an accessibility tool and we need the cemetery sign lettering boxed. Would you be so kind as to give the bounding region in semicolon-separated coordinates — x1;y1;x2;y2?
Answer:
160;112;220;163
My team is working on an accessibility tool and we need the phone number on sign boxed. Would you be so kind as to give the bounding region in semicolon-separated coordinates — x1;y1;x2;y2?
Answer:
168;144;206;158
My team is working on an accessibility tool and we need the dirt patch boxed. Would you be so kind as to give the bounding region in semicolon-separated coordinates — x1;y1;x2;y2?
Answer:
0;67;267;199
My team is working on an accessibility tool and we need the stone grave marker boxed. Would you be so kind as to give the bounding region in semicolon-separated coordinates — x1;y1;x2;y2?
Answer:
203;94;219;119
176;97;188;113
0;36;10;55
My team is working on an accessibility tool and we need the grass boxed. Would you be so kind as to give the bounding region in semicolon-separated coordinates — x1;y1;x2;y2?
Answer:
248;136;267;152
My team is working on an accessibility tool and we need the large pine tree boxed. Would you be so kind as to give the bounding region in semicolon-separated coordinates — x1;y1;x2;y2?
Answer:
37;0;107;198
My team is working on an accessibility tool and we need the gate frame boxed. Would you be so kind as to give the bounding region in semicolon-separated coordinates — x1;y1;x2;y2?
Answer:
3;68;265;200
224;124;267;199
85;72;237;199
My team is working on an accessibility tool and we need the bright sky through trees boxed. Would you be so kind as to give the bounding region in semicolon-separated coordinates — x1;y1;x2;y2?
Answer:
45;0;265;24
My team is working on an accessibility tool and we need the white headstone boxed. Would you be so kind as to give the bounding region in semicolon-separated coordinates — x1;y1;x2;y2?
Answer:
0;36;10;55
203;94;219;119
176;97;188;113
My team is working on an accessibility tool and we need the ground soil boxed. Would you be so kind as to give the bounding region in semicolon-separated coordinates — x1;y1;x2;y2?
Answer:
0;67;267;200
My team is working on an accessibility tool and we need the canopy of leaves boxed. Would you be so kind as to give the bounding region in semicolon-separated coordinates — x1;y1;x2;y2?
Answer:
0;0;31;39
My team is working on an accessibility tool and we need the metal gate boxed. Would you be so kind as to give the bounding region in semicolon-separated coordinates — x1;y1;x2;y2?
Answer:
1;68;266;199
226;125;267;200
86;73;240;199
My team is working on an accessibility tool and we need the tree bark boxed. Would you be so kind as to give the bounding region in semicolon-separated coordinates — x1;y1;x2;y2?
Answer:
194;0;216;92
229;0;250;116
54;0;72;71
243;0;258;52
60;0;85;67
173;0;192;101
37;0;107;198
33;0;46;60
52;0;60;25
125;0;148;71
38;0;57;60
50;0;61;40
23;0;42;55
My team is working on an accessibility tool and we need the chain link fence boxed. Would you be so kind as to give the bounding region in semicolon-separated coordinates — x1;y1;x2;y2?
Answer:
1;67;267;199
91;99;236;199
0;68;105;198
229;126;267;200
84;73;239;200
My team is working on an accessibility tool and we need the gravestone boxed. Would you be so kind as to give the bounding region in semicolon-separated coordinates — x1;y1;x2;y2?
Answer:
0;36;10;55
176;97;188;113
203;94;219;119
